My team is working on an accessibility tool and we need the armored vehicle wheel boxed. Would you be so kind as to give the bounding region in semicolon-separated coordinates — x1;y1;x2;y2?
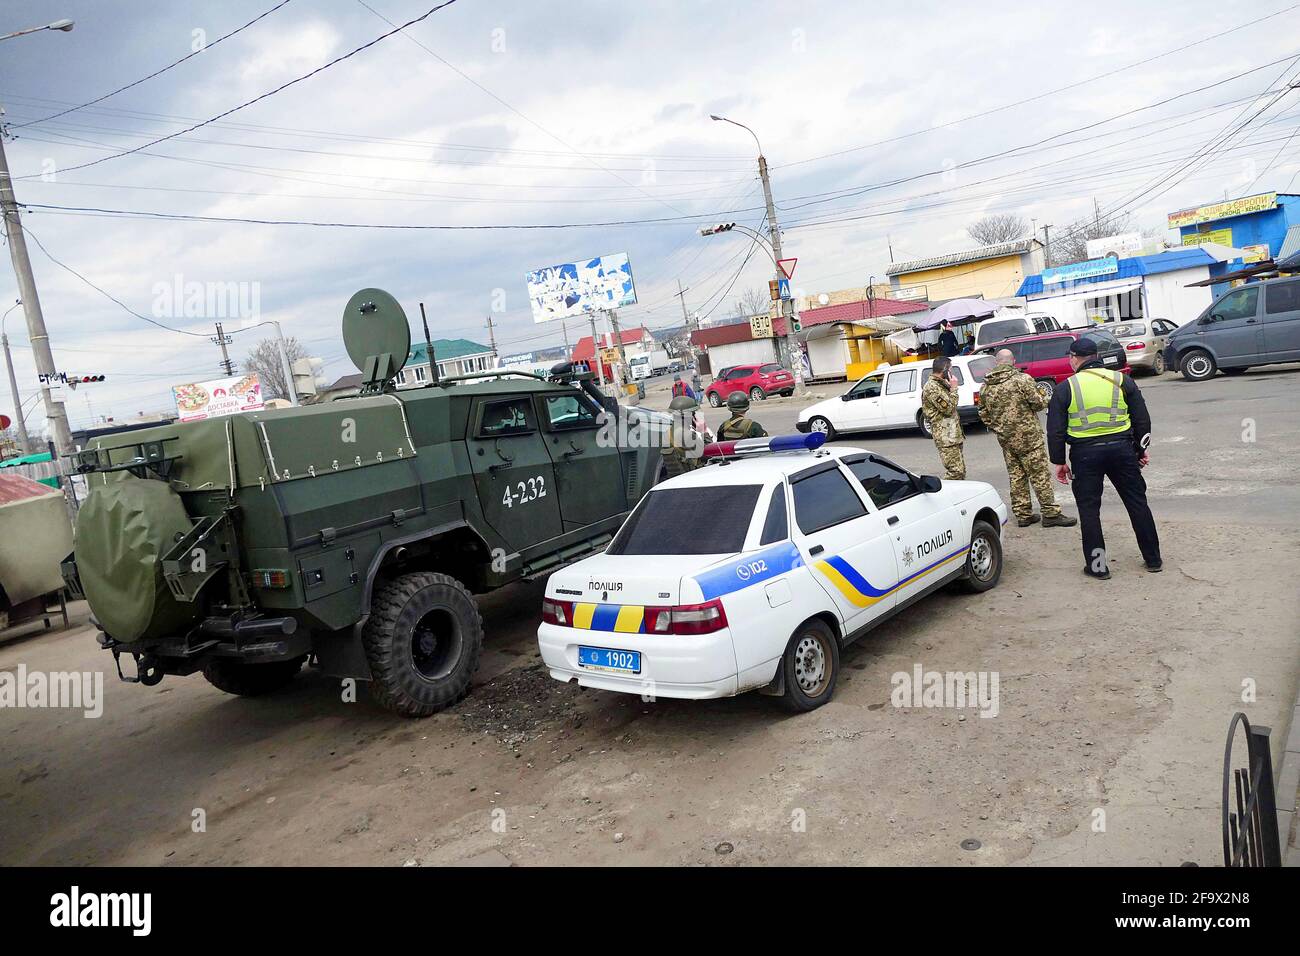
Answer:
362;572;483;717
202;656;306;697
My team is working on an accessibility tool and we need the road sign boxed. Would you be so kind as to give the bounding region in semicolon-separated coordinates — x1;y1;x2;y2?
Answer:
778;278;791;300
777;258;797;280
750;314;773;339
0;414;10;430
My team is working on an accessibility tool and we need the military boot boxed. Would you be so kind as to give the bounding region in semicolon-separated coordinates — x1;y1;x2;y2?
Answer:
1041;513;1078;527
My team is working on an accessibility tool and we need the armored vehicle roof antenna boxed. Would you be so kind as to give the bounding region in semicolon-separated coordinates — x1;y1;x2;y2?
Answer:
419;302;439;387
343;288;410;396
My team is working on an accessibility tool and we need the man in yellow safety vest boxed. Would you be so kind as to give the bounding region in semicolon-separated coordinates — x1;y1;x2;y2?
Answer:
1046;336;1161;580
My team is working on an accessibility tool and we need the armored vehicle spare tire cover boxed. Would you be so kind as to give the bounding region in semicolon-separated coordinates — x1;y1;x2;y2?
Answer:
75;480;200;642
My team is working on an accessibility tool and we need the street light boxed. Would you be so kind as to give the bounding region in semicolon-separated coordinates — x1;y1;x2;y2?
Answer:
0;19;75;42
0;17;78;509
709;114;804;393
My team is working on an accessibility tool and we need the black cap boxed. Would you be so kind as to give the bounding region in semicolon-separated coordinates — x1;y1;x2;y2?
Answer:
1069;337;1098;356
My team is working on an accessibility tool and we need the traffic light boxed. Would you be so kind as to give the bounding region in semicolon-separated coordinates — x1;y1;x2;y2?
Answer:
790;316;802;333
65;374;106;390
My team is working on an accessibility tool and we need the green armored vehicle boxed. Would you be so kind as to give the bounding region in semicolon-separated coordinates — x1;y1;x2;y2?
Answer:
63;290;666;716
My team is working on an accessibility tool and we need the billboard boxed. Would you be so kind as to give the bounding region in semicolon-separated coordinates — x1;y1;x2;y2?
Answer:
171;373;264;423
1085;232;1144;260
1168;192;1277;229
526;253;637;323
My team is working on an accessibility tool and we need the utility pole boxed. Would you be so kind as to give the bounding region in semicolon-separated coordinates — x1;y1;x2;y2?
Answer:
676;278;703;394
711;114;803;394
484;314;498;364
212;322;235;376
587;315;605;387
608;310;630;398
1042;224;1053;268
2;307;31;452
0;126;74;468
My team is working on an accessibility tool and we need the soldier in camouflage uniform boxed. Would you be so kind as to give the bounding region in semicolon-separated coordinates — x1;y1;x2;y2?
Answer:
978;349;1078;528
921;357;965;480
717;392;768;440
662;394;707;478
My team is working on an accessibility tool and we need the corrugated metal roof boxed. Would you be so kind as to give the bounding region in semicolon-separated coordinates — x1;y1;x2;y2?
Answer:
796;297;928;329
886;238;1041;276
1279;224;1300;260
1019;248;1216;295
1139;248;1215;274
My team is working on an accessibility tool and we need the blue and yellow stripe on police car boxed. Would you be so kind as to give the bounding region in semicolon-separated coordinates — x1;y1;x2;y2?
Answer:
571;603;646;633
815;547;970;608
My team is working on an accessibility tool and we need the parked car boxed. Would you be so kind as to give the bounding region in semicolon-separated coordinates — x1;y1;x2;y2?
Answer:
704;362;796;405
1105;318;1179;375
987;328;1130;402
796;355;995;440
1164;276;1300;381
972;312;1068;352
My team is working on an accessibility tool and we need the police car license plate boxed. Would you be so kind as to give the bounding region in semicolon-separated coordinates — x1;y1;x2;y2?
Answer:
578;646;641;674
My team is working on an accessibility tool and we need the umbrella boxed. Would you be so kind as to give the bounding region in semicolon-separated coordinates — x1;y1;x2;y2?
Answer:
913;298;1003;330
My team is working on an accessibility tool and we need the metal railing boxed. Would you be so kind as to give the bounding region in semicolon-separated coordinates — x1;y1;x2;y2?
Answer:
1222;712;1282;867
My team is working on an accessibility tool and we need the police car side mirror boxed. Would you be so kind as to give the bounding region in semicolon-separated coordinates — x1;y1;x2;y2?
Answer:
840;393;852;401
917;475;943;494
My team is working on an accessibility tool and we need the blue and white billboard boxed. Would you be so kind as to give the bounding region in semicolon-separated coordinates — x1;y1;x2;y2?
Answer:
526;253;638;323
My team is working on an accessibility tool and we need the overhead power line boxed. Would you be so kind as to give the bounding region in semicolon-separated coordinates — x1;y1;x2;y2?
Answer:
19;0;464;177
11;1;296;130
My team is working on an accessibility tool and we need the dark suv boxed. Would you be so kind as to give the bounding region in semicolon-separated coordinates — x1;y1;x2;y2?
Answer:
986;328;1131;401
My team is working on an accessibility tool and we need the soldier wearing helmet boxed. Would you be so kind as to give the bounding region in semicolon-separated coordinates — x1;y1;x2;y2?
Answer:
662;393;710;477
717;391;768;441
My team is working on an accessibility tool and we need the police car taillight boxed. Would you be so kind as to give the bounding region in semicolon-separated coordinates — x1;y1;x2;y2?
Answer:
642;599;728;635
542;598;573;626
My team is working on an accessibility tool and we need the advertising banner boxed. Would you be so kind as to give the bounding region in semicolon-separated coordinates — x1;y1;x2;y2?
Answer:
171;373;264;422
1168;192;1277;229
526;253;637;323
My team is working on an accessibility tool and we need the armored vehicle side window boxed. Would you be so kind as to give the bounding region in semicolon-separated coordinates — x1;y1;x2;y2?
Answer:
479;397;535;437
544;394;598;430
792;468;866;533
607;485;763;555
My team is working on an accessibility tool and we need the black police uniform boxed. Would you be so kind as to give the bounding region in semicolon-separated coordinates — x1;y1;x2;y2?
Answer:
1046;340;1161;576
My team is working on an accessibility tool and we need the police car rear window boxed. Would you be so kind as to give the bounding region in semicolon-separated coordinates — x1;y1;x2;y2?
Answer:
607;485;763;555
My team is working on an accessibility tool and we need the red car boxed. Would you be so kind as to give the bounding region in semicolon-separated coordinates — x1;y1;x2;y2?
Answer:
988;328;1131;402
704;362;795;406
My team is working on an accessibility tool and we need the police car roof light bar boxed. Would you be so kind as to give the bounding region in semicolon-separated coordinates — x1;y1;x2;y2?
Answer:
702;432;826;459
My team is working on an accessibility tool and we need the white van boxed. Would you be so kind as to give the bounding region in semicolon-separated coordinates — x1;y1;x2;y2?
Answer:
972;312;1067;351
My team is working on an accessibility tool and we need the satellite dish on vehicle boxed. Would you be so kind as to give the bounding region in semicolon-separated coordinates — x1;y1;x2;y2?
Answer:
342;288;411;391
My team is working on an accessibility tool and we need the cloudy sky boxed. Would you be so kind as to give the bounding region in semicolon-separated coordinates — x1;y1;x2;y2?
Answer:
1;0;1298;429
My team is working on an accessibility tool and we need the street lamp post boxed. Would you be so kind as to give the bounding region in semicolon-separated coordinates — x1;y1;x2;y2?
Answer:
708;115;804;394
0;18;77;510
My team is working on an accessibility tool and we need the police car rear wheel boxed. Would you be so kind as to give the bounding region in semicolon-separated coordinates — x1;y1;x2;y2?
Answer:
809;416;836;440
960;520;1002;593
707;391;723;407
778;619;839;712
1180;349;1216;382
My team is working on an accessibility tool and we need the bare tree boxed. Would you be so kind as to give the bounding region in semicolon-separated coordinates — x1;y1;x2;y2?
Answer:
1047;209;1136;267
733;286;771;320
967;213;1028;246
243;335;306;400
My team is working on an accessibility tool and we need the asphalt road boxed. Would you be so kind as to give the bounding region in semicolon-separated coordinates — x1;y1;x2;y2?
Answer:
2;364;1297;866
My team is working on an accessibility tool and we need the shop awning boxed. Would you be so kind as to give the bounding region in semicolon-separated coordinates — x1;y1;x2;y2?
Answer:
1026;280;1143;304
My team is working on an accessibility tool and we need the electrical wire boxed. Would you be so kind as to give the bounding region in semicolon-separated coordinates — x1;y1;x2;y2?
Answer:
19;0;464;178
10;1;297;130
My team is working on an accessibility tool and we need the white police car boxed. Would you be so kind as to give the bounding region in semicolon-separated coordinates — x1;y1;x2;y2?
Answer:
537;434;1008;712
